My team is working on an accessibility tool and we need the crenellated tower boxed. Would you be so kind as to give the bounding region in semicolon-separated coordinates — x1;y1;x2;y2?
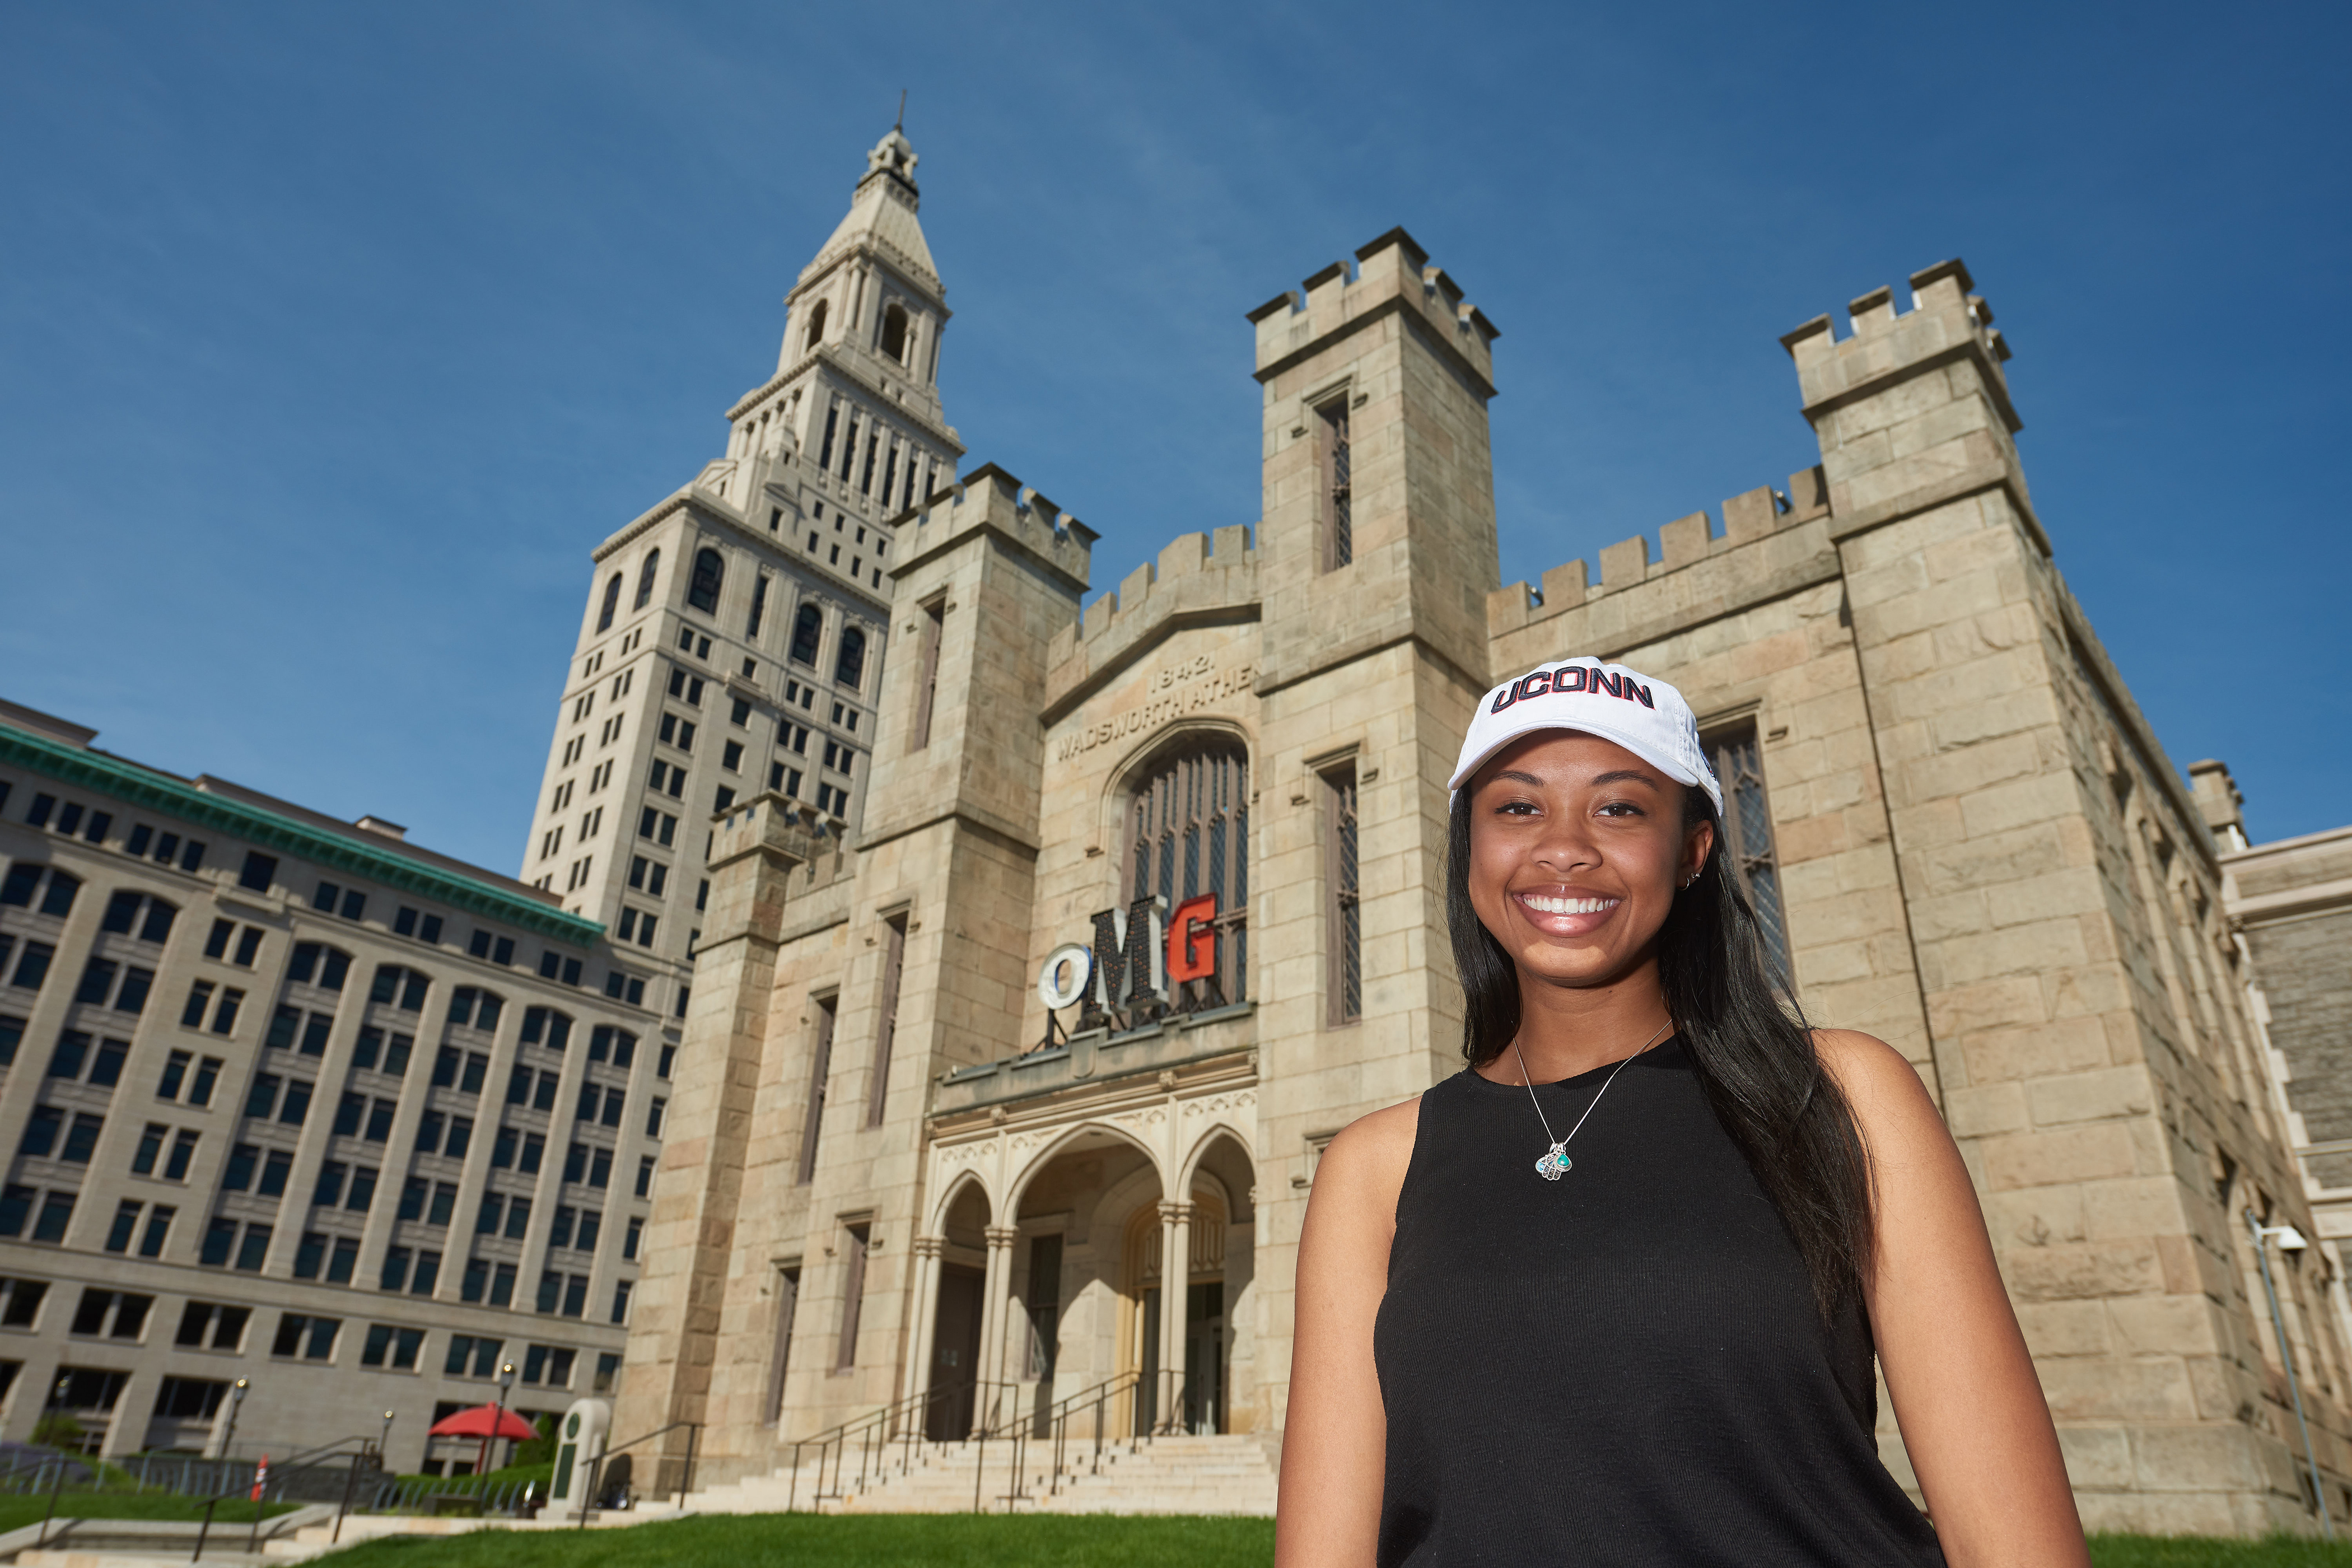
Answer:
1245;227;1503;1433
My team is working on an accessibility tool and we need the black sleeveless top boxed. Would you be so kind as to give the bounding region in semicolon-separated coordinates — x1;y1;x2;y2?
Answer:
1373;1040;1945;1566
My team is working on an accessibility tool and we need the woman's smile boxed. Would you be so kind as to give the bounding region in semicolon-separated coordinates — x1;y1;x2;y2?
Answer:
1511;887;1623;934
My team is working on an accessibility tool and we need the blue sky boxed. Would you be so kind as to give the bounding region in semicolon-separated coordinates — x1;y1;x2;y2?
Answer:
2;0;2344;871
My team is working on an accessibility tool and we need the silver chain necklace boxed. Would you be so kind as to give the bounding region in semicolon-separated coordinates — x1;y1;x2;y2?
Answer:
1510;1019;1673;1181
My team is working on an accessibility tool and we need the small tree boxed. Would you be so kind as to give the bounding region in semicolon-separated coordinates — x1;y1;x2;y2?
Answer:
513;1415;557;1468
31;1413;85;1452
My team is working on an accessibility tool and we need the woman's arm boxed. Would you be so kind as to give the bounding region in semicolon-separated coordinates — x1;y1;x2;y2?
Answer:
1818;1029;2091;1568
1275;1098;1420;1568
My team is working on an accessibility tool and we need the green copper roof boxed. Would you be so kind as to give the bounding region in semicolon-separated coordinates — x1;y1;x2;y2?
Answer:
0;725;606;949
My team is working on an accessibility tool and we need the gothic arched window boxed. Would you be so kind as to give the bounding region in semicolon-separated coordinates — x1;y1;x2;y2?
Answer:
790;603;824;668
879;303;909;362
688;548;725;614
803;300;828;353
595;573;622;633
1127;738;1249;1008
834;626;867;691
633;549;660;610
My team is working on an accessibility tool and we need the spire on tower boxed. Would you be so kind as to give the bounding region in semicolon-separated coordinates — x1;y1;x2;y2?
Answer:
798;124;939;299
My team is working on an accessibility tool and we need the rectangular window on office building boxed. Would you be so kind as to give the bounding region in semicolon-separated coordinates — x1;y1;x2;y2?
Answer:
1704;722;1793;986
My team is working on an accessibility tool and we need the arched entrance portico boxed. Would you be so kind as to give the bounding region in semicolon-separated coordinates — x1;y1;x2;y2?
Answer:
911;1093;1259;1442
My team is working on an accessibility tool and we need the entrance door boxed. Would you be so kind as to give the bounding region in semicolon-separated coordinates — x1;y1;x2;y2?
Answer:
926;1264;984;1439
1182;1279;1225;1434
1134;1287;1160;1436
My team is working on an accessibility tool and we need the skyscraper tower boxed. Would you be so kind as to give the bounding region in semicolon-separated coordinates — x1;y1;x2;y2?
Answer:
519;127;964;972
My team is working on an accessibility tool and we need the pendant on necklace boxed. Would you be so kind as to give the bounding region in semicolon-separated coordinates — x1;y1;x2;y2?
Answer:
1535;1143;1571;1181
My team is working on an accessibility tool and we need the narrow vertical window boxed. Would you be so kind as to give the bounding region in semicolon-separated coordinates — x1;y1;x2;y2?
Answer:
766;1263;800;1422
817;406;838;470
748;575;770;638
880;442;900;506
803;298;828;352
839;416;861;481
1706;725;1792;984
595;574;622;633
1325;761;1362;1025
688;548;725;614
858;432;879;496
1315;396;1352;571
879;302;909;362
797;995;836;1184
911;597;946;750
834;1222;870;1371
633;549;661;610
865;917;907;1128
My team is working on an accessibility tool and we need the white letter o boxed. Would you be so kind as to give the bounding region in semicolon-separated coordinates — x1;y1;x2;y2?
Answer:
1037;943;1094;1012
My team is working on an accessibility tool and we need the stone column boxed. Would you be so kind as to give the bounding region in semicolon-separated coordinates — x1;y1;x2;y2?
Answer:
1158;1201;1193;1434
973;1225;1018;1435
907;1236;944;1430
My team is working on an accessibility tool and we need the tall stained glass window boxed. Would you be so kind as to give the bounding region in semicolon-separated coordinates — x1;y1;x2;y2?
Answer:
1127;740;1249;1010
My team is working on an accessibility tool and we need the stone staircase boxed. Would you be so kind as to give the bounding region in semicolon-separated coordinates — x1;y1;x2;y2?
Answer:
677;1432;1278;1516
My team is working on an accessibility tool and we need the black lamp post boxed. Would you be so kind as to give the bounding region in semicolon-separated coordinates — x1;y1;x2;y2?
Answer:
192;1379;249;1564
219;1377;250;1463
482;1362;517;1476
36;1371;72;1548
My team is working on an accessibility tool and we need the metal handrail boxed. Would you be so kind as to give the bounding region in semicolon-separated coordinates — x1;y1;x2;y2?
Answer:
188;1434;378;1561
572;1420;700;1527
971;1368;1151;1511
781;1378;988;1511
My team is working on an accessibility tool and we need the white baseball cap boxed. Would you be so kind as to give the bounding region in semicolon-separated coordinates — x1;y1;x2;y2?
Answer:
1449;657;1723;815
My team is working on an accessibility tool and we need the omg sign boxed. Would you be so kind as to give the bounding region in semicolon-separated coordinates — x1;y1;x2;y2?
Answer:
1037;892;1219;1032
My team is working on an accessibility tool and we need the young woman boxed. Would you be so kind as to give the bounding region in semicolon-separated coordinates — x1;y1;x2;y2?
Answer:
1277;659;2088;1567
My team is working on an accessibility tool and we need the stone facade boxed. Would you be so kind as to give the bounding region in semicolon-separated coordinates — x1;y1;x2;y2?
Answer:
607;137;2348;1536
0;698;679;1471
2205;761;2352;1494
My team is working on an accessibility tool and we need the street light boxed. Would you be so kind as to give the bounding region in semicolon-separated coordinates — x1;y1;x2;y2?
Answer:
379;1410;395;1466
38;1373;73;1548
482;1362;517;1477
220;1379;250;1462
2248;1210;2334;1541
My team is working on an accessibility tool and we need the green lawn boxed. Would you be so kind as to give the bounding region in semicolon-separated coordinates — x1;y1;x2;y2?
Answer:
6;1510;2342;1566
0;1493;295;1533
334;1515;1271;1567
300;1516;2352;1568
2089;1539;2352;1567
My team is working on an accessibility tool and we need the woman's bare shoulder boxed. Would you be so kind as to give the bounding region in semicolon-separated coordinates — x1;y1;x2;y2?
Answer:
1808;1028;1949;1149
1311;1094;1427;1213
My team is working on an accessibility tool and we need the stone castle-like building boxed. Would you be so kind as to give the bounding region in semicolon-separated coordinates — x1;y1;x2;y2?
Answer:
581;128;2352;1535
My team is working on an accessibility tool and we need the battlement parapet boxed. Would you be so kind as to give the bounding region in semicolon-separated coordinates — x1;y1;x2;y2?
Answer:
1042;525;1257;721
888;461;1096;596
1249;226;1498;394
1779;258;2018;436
1487;469;1830;644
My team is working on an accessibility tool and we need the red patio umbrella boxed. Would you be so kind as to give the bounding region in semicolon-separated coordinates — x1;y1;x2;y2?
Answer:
428;1404;536;1477
428;1406;536;1440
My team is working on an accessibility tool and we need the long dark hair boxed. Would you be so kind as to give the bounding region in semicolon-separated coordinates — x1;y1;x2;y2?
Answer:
1446;784;1874;1319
